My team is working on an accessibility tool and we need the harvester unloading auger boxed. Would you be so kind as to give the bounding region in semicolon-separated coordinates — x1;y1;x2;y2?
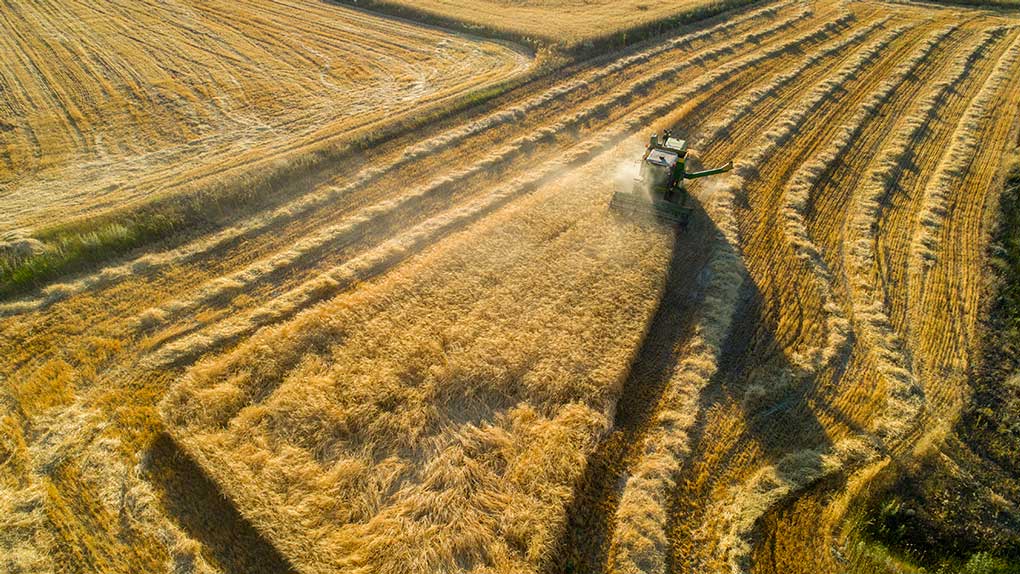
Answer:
610;130;733;226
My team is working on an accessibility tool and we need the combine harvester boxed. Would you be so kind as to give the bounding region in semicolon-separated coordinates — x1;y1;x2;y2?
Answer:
611;130;733;227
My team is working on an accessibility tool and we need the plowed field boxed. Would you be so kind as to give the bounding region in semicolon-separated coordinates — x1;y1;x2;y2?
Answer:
2;1;1018;573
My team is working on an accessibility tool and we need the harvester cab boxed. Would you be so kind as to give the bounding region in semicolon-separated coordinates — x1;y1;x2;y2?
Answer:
610;130;733;227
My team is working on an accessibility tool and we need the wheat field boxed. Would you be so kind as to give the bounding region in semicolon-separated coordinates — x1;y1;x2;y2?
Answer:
2;0;1019;573
352;0;758;45
0;0;527;233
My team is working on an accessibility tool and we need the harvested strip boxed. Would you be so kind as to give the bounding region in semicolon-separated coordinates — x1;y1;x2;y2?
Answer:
145;13;860;366
779;24;957;374
0;1;809;318
134;9;837;332
607;22;909;574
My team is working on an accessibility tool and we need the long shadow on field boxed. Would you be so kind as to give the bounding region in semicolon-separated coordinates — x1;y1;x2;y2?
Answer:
146;434;298;574
550;199;719;574
663;254;836;572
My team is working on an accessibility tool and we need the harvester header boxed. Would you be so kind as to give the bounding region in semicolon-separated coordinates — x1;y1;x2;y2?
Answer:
610;130;733;226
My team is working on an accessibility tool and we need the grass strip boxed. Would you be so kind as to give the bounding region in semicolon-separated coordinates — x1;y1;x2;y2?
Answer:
0;63;539;299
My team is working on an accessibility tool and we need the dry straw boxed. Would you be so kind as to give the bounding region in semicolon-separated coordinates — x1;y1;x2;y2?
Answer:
161;140;678;573
701;28;1017;573
608;18;912;574
146;9;840;368
911;31;1020;270
0;0;803;319
779;24;957;374
133;8;816;332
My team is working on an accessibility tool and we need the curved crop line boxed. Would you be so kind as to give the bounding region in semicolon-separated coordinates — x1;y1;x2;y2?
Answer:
607;21;911;574
0;0;808;318
844;28;1003;444
779;24;957;375
910;31;1020;271
708;28;1010;574
696;15;888;147
714;435;872;573
140;14;856;367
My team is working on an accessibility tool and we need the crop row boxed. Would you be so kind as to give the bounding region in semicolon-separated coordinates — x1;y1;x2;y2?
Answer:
607;19;911;574
143;12;853;367
0;0;808;319
778;24;958;375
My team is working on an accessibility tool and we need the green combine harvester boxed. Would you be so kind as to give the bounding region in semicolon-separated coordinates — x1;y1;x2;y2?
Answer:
610;130;733;226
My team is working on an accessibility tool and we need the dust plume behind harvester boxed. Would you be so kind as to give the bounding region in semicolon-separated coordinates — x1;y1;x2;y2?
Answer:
610;130;733;226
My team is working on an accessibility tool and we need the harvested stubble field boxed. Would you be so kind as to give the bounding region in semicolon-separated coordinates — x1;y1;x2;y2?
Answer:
2;0;1020;573
0;0;528;233
347;0;758;46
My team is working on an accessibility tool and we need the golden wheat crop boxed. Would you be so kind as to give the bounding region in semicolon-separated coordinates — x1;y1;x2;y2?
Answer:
0;0;527;234
359;0;758;45
2;0;1019;573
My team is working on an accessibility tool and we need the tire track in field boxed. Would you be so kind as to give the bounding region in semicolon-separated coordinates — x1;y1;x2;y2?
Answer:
775;25;958;376
0;0;529;233
840;27;1008;443
0;1;807;319
139;10;854;367
733;19;973;402
907;31;1020;377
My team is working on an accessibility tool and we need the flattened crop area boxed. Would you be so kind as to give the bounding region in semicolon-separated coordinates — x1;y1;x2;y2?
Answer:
1;1;1018;573
0;0;528;231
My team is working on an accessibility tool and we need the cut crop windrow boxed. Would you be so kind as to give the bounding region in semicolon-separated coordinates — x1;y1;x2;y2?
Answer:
137;13;850;346
843;28;1004;444
0;1;809;319
704;28;1012;574
910;32;1020;270
131;8;824;332
778;24;957;375
607;21;912;574
143;13;860;366
696;15;889;147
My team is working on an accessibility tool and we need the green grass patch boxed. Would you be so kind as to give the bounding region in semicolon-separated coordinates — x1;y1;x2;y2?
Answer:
0;150;325;298
988;153;1020;354
848;150;1020;574
852;535;1018;574
0;58;543;300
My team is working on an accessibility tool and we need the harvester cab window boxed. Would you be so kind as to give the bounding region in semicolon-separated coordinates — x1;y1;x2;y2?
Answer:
646;149;679;167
